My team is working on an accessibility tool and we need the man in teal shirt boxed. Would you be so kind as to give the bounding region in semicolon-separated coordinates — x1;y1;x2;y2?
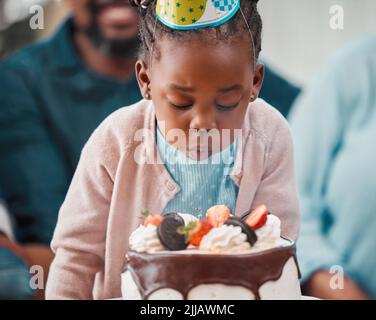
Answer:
0;14;142;244
0;0;300;299
0;0;143;299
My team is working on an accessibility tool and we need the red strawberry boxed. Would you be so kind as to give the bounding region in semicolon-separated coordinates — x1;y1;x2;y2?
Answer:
244;205;268;230
178;220;213;247
206;205;231;227
142;210;164;227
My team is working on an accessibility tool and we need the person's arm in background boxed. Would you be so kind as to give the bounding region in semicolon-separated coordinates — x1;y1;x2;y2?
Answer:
0;202;34;268
0;64;69;298
0;199;29;264
0;199;37;300
0;63;71;243
0;200;53;300
288;45;369;299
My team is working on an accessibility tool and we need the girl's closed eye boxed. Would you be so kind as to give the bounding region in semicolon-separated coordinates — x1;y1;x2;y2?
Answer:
166;93;194;110
216;92;243;111
169;100;241;112
216;102;240;111
167;92;243;112
169;101;193;110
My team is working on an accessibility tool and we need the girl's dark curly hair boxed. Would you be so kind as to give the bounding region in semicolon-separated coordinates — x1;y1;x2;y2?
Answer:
129;0;262;63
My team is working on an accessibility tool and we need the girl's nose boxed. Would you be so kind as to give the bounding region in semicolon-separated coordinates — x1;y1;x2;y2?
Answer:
189;108;217;131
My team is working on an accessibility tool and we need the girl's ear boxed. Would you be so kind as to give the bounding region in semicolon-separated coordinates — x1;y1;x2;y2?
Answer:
250;63;265;102
135;60;152;100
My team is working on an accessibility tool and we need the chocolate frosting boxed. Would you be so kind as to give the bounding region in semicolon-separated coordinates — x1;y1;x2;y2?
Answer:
126;240;301;300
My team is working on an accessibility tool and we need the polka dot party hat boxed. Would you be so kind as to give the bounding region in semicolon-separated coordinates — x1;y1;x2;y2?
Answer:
156;0;240;30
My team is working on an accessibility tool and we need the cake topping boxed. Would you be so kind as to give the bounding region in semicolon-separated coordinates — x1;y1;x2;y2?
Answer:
253;214;282;249
157;215;188;251
130;205;284;254
241;205;268;230
206;205;232;228
163;212;185;225
177;213;199;226
178;220;213;247
225;216;258;246
142;210;164;227
129;224;165;253
199;224;252;253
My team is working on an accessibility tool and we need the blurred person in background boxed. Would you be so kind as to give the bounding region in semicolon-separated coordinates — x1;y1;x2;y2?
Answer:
0;0;142;299
0;200;36;299
0;0;299;299
290;35;376;299
260;65;300;118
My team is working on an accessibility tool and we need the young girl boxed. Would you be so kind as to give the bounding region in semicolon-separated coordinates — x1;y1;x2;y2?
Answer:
46;0;299;299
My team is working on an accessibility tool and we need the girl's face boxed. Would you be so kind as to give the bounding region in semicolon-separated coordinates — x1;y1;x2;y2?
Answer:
136;36;264;160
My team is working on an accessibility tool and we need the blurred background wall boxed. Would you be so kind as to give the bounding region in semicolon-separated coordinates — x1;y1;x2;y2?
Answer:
259;0;376;86
0;0;68;59
0;0;375;86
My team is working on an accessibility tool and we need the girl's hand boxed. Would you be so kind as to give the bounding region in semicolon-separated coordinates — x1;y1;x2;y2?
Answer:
303;270;369;300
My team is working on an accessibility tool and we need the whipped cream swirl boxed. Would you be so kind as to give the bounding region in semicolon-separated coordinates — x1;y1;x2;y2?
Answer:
199;225;251;253
253;214;282;250
129;224;165;253
199;214;283;254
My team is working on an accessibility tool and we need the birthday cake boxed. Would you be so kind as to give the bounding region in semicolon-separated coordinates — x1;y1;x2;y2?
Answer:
121;205;301;300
